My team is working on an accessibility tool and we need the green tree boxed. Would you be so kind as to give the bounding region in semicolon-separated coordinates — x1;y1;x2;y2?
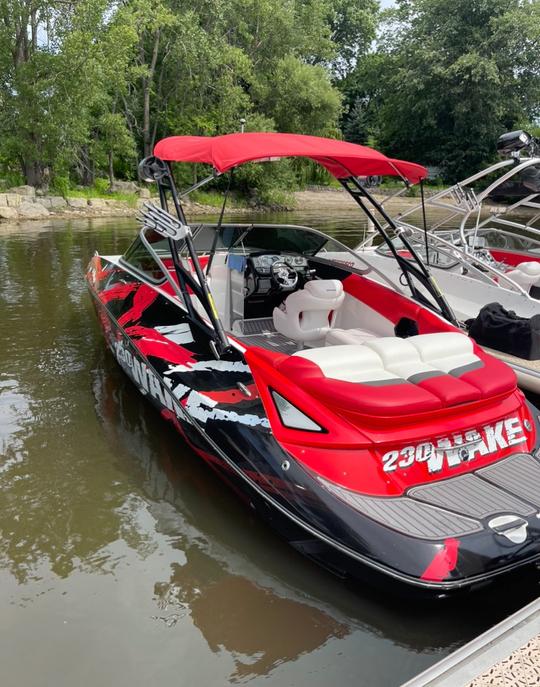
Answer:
356;0;540;180
0;1;116;187
118;0;352;190
253;54;342;135
325;0;379;76
95;113;137;184
343;97;370;144
0;0;378;191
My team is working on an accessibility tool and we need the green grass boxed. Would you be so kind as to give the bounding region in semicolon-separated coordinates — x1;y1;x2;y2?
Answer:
378;179;446;197
66;187;139;206
190;189;248;208
47;177;141;207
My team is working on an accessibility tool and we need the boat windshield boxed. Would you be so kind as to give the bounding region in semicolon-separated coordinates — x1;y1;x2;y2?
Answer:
124;223;369;269
224;225;328;255
190;223;373;272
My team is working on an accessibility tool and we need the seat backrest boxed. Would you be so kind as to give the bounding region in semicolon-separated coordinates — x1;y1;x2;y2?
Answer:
273;279;344;343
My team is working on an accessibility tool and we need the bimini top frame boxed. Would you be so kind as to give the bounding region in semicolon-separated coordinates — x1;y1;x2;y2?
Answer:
137;133;458;356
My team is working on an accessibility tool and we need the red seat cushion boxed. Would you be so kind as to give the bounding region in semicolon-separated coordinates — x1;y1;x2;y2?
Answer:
415;374;481;406
457;349;517;398
277;356;443;417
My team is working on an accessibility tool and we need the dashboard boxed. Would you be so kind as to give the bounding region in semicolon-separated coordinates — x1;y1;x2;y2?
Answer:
251;253;308;274
243;251;314;315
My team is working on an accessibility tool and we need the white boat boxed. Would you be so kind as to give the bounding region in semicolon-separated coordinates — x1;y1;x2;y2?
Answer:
354;131;540;392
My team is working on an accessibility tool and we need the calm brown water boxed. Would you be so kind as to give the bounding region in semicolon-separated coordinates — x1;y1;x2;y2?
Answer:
1;213;539;687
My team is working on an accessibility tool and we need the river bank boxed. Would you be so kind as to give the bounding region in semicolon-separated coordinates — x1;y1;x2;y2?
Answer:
0;184;259;223
0;185;430;224
293;188;425;212
0;185;518;224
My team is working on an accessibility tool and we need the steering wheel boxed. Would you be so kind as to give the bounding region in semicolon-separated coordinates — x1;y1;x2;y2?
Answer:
271;260;298;290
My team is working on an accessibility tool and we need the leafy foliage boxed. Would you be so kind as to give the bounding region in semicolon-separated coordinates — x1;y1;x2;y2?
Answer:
342;0;540;181
0;0;374;191
0;0;538;192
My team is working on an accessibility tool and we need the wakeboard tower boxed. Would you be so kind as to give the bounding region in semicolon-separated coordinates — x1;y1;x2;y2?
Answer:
87;133;540;594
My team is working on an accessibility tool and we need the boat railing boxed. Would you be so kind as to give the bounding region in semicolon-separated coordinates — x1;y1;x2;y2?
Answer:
457;159;540;248
395;222;534;297
380;157;540;239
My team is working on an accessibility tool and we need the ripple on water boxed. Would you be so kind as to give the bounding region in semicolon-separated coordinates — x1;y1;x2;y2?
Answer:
0;377;32;475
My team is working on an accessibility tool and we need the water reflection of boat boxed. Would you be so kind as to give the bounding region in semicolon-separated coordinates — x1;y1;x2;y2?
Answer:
156;564;348;683
92;353;352;683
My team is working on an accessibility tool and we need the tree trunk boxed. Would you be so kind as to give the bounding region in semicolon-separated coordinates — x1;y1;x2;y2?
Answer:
22;160;45;188
142;29;160;158
142;80;151;158
79;145;94;186
13;11;46;189
108;151;114;186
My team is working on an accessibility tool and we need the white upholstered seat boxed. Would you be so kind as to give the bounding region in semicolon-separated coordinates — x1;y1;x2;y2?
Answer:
506;261;540;291
325;327;376;346
294;344;400;383
363;337;438;380
293;332;480;383
273;279;344;345
407;332;479;374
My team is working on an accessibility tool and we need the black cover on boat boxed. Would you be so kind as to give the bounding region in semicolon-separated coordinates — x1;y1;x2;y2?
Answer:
395;317;419;338
467;302;540;360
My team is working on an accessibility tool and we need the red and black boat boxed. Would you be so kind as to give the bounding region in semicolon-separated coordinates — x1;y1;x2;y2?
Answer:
87;133;540;593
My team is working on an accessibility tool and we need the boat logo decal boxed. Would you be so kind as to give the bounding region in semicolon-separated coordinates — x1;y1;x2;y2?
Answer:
381;417;527;474
113;339;269;429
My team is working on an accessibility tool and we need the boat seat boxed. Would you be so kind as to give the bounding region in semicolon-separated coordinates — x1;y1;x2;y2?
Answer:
506;261;540;290
326;328;377;346
409;332;516;398
273;279;344;345
274;332;516;419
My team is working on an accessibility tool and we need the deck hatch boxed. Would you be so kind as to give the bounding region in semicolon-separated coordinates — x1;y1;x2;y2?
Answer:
319;478;482;539
409;473;535;518
478;453;540;508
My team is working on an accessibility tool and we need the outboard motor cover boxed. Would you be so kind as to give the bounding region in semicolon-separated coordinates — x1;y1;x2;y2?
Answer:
468;302;540;360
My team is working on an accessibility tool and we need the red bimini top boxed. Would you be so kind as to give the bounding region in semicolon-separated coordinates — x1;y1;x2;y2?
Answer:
153;132;427;184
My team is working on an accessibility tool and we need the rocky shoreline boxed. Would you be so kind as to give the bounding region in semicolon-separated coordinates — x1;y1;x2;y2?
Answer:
0;185;423;223
0;184;256;222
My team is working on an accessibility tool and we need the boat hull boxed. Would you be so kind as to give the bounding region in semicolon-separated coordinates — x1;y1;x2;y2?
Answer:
87;264;540;594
